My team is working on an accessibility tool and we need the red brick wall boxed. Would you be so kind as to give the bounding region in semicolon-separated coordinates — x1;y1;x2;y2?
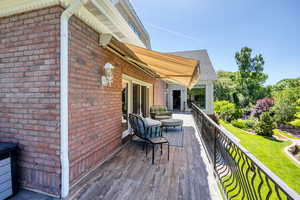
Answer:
153;79;166;106
0;7;62;195
0;5;165;196
68;16;155;185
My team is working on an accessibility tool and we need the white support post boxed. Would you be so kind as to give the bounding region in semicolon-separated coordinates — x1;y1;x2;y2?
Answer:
205;81;214;115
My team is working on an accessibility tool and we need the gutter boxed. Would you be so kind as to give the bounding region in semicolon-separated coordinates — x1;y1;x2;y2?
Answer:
60;0;88;198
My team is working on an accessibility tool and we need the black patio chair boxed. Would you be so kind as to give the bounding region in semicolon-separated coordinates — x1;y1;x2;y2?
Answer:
128;113;169;164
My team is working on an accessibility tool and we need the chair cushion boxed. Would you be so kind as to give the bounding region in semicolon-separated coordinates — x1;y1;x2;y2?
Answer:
150;105;167;113
144;118;161;127
161;119;183;127
149;137;168;144
155;111;172;116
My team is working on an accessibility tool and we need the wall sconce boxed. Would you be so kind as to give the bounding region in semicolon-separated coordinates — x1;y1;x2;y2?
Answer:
101;62;114;87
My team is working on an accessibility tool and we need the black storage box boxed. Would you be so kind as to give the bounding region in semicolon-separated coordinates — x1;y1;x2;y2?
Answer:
0;143;18;200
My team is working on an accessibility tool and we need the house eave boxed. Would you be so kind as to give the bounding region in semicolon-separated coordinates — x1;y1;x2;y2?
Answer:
115;0;151;48
0;0;146;48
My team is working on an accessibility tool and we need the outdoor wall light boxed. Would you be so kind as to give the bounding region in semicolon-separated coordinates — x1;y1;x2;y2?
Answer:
101;62;114;87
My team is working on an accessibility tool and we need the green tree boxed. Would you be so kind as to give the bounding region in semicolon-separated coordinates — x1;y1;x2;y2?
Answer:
214;70;241;104
289;99;300;126
271;86;300;123
214;101;240;122
188;87;206;108
234;47;268;105
271;78;300;93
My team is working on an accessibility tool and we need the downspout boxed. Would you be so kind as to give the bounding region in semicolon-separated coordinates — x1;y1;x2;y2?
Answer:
60;0;88;198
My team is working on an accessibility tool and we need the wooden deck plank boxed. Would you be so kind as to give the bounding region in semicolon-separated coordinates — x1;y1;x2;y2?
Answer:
70;114;221;200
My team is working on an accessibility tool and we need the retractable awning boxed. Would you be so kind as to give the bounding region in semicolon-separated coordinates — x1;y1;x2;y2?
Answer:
100;34;200;88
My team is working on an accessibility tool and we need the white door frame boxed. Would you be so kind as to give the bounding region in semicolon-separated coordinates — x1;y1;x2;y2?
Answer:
167;84;187;112
122;74;153;138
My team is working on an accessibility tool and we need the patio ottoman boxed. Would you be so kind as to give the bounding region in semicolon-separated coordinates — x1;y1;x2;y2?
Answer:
161;119;183;132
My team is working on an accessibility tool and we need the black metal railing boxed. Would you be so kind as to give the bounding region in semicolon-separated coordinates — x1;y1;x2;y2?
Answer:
191;103;299;200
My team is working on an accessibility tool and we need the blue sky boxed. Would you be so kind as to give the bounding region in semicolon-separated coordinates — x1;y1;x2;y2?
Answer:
130;0;300;85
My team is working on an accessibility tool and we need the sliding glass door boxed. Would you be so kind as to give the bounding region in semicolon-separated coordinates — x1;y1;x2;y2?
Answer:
122;81;129;132
141;86;149;117
132;84;149;117
132;83;141;114
122;75;152;137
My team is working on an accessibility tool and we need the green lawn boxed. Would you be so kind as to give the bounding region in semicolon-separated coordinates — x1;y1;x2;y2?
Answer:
220;120;300;195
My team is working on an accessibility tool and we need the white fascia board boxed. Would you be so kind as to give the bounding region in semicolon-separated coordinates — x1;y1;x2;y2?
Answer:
92;0;146;47
119;0;150;43
0;0;144;47
0;0;119;40
74;6;116;38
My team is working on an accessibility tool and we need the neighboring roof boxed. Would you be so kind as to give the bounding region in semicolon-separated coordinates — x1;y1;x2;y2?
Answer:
168;50;217;81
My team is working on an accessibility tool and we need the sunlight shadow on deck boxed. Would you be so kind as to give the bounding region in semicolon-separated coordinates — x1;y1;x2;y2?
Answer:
70;113;222;200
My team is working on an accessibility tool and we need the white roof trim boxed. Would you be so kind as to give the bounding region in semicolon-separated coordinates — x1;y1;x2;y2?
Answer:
92;0;145;47
0;0;146;47
116;0;150;48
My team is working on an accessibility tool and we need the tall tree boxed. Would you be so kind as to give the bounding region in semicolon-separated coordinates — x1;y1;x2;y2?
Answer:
234;47;268;106
271;78;300;123
214;70;239;103
272;86;300;123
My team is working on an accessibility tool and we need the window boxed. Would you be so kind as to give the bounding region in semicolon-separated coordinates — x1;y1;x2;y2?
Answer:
188;85;206;109
128;22;143;41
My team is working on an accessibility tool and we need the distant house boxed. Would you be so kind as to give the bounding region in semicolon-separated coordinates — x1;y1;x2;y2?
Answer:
166;50;217;115
0;0;214;198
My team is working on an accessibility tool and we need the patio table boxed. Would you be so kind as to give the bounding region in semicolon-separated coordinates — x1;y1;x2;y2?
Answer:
161;118;183;132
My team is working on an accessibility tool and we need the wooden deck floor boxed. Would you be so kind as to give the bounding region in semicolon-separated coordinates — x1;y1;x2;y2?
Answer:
69;114;221;200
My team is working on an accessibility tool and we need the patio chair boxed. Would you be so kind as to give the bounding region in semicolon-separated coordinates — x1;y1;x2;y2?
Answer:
150;105;172;120
129;113;170;164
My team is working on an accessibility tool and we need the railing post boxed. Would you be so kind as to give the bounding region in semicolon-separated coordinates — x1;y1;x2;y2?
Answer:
200;111;203;131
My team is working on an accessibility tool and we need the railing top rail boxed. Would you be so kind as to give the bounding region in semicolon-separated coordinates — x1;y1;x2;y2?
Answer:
192;103;239;143
191;103;300;199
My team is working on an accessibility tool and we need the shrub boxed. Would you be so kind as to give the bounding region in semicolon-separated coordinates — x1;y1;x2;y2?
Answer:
231;118;257;129
251;98;274;117
231;119;248;129
214;101;237;122
233;108;243;120
254;112;276;136
244;118;257;129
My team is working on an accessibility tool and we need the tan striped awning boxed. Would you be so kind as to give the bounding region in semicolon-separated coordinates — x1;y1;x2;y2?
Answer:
100;34;200;88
